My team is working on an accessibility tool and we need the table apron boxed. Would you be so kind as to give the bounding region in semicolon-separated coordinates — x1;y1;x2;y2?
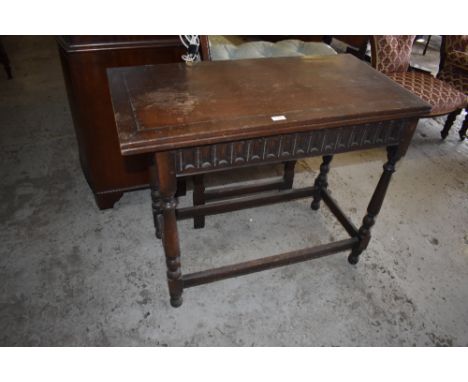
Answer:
174;119;410;175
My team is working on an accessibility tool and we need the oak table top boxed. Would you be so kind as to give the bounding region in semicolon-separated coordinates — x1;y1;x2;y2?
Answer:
108;54;430;155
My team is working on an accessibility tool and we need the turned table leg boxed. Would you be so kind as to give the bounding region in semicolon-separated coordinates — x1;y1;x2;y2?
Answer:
348;145;399;265
154;152;183;307
311;155;333;210
149;156;163;240
280;161;296;190
193;174;205;229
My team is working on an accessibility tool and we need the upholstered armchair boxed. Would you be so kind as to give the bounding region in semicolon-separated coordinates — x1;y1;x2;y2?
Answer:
370;35;467;139
437;36;468;140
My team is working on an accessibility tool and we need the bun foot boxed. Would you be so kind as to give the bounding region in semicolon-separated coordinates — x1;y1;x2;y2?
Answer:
155;215;163;239
310;201;320;210
348;253;360;265
194;216;205;229
170;297;183;308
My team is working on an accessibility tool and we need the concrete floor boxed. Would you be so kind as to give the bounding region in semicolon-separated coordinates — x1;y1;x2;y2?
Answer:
0;36;467;346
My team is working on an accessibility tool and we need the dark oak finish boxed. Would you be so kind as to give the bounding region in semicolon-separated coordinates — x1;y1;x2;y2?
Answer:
149;156;163;240
58;36;186;209
172;120;406;175
311;155;333;210
204;178;286;201
108;55;430;307
183;238;358;288
281;161;296;190
155;151;183;307
348;145;401;265
176;186;316;220
0;38;12;79
192;175;205;229
192;160;296;228
108;55;429;155
321;189;359;237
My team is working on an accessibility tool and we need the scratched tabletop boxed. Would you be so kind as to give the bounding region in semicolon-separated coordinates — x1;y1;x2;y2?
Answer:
107;55;431;155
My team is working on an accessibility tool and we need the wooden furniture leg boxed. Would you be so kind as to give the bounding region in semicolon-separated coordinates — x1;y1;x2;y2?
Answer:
280;161;296;190
0;38;12;79
348;145;399;265
441;108;462;139
311;155;333;210
459;112;468;140
193;174;205;229
192;161;296;229
176;178;187;197
94;192;124;209
155;152;183;307
149;157;163;240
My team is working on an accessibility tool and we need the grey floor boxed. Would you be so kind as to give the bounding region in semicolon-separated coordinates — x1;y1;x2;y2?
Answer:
0;36;467;346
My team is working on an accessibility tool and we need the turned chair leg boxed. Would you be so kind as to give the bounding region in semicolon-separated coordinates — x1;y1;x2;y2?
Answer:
348;146;399;265
441;109;461;139
459;111;468;140
311;155;333;210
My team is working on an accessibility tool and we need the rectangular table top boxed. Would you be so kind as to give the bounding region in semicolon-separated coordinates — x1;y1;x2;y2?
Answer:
107;54;431;155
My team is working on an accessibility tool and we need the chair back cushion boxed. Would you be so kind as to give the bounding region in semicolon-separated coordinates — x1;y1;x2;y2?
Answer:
208;39;336;61
371;35;415;74
438;36;468;94
444;35;468;55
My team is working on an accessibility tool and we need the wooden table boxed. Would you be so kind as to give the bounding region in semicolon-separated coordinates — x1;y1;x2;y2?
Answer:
107;55;430;307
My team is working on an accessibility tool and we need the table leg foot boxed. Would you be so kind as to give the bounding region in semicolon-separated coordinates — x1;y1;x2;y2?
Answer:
311;202;320;211
348;252;360;265
155;215;163;240
311;155;333;210
194;217;205;229
170;296;183;308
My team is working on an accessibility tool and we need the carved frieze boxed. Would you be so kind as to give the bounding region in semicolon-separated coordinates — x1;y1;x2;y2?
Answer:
175;120;406;174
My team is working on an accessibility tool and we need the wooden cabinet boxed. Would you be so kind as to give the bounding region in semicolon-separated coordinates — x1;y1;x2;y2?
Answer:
58;36;186;209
